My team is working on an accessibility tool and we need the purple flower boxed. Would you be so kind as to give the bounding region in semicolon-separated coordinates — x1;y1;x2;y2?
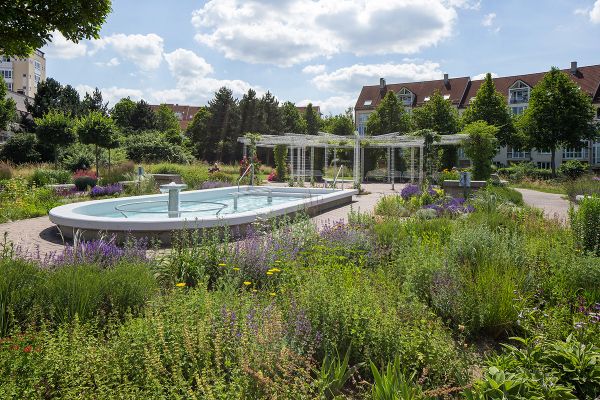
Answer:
401;184;421;200
90;183;123;197
420;196;474;216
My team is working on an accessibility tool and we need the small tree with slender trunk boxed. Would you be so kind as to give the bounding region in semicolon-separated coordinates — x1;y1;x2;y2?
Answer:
34;110;76;166
77;111;118;176
461;121;499;180
519;67;597;175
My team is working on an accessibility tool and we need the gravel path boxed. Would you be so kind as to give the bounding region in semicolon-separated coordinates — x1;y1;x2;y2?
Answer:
515;188;571;223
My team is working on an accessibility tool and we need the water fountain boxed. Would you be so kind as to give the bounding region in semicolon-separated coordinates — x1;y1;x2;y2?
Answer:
159;182;188;218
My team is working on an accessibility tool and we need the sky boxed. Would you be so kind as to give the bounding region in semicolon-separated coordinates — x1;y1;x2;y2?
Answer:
42;0;600;115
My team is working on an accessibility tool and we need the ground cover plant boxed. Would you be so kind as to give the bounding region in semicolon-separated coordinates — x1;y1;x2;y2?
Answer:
0;183;599;398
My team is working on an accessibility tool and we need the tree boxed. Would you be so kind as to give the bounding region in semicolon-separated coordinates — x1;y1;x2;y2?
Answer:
462;73;515;146
0;77;16;130
519;68;597;175
461;121;499;180
323;114;354;136
281;101;306;134
77;111;118;175
0;133;40;164
205;87;239;163
129;100;156;131
411;129;441;178
35;110;76;165
81;88;108;116
110;97;136;130
154;104;181;132
26;78;64;118
365;91;412;135
59;85;82;116
412;90;460;169
238;89;260;135
185;107;212;160
304;103;320;135
257;91;282;135
0;0;111;58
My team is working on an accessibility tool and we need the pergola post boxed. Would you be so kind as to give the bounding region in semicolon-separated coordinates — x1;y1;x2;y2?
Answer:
353;137;361;187
419;145;424;185
243;144;247;158
290;146;294;181
310;146;315;182
391;147;395;191
410;147;415;183
324;144;328;172
387;147;391;183
360;147;365;183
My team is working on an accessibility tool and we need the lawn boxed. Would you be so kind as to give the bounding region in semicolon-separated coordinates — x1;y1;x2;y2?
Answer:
1;186;599;399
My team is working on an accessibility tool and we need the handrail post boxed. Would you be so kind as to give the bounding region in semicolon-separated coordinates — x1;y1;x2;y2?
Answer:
237;164;253;192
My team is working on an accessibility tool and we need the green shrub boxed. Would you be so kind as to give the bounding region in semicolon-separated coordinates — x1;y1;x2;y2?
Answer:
0;132;40;164
570;195;600;256
498;162;554;181
28;169;72;186
73;176;97;191
0;258;41;336
0;179;60;222
564;176;600;199
374;195;409;218
59;143;95;172
99;161;135;184
125;131;193;164
559;159;587;180
274;144;288;182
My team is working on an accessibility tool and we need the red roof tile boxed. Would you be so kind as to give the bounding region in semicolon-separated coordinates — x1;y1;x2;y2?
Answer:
149;104;202;130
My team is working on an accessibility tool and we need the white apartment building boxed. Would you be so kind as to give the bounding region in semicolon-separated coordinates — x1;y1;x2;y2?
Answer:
1;49;46;100
354;62;600;169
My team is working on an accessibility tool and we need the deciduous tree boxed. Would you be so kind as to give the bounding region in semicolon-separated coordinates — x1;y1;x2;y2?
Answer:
154;104;180;132
365;91;412;135
461;121;499;180
77;111;118;175
0;77;16;130
304;103;320;135
281;101;306;134
35;110;76;165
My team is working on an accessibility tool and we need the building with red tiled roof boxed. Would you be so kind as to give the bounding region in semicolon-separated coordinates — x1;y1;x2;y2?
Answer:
296;105;321;116
354;62;600;168
149;103;202;130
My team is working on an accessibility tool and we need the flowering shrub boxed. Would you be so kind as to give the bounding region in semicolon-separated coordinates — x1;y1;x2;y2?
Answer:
90;183;123;197
267;170;277;182
422;197;475;216
44;237;147;268
73;169;98;190
239;155;261;181
401;184;421;200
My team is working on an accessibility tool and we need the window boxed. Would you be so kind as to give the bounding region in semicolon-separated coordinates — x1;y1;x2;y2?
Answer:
508;81;530;104
424;97;431;102
34;60;41;70
507;146;530;159
538;148;551;155
511;106;527;115
6;83;12;91
363;100;372;106
0;69;11;79
457;148;467;159
396;88;413;107
563;147;589;159
443;94;450;100
596;108;600;120
174;112;183;120
357;113;370;136
537;162;551;169
34;74;41;84
0;56;9;62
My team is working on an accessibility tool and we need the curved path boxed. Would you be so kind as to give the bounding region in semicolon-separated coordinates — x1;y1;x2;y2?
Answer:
514;188;571;223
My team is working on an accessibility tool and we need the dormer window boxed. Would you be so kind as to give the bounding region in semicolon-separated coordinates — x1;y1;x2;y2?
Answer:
443;95;450;100
396;87;413;106
509;81;530;104
363;100;372;106
424;97;431;102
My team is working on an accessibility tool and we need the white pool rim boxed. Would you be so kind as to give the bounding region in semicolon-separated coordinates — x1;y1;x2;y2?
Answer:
49;186;357;232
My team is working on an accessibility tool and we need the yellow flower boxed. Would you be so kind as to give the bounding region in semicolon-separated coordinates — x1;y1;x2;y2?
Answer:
270;268;281;273
252;289;258;293
233;267;240;271
269;292;276;296
175;282;186;287
274;260;282;264
243;281;252;286
218;263;226;267
266;271;274;275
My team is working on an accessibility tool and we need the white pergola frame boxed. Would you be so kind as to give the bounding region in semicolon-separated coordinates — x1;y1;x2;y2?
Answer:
239;131;467;188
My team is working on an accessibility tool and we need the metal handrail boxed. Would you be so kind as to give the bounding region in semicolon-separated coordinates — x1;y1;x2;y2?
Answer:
331;165;344;189
237;164;253;191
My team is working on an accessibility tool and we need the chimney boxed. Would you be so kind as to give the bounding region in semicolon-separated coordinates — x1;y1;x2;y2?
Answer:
443;73;449;87
379;77;387;96
571;61;578;75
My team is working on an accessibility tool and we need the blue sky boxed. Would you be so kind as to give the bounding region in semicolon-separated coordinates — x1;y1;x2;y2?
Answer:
43;0;600;114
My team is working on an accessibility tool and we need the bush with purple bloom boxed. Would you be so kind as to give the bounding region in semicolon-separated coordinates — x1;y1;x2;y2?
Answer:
401;184;421;200
44;236;147;268
90;183;123;198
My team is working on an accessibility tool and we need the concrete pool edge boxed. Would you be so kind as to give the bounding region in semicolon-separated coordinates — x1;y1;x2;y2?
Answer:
49;186;358;243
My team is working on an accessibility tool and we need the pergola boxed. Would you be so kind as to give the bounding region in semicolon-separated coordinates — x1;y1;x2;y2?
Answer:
238;132;467;187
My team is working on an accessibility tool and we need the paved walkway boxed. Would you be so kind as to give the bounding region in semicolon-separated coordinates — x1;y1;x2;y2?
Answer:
0;182;403;258
515;188;571;222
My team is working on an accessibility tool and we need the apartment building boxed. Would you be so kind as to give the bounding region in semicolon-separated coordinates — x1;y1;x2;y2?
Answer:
354;62;600;169
0;49;46;98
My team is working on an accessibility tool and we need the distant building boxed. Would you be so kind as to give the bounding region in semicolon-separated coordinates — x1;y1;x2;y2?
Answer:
297;105;321;116
354;62;600;169
149;103;202;130
1;49;46;98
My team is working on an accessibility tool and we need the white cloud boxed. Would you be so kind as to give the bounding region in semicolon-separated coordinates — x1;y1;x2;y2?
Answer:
298;95;356;115
481;13;496;26
75;84;144;106
164;48;213;78
311;62;443;93
302;64;327;74
43;31;87;59
472;72;499;80
192;0;457;66
92;33;164;70
590;0;600;23
444;0;480;10
95;57;120;67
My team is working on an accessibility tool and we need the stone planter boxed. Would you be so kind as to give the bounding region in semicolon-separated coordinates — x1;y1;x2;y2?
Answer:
442;180;487;198
150;174;183;186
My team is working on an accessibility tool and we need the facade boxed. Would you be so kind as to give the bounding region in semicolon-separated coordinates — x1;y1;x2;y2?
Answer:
354;62;600;168
149;103;202;130
0;50;46;98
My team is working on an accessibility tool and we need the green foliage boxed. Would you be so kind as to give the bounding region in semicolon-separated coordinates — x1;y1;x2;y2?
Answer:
304;103;320;135
110;97;136;130
73;175;97;191
281;101;306;133
316;347;362;399
570;195;600;256
564;175;600;199
366;91;412;135
185;106;212;159
59;143;95;172
125;131;193;164
202;87;241;162
461;121;499;180
0;133;41;164
412;90;459;135
28;169;71;186
77;111;119;174
81;87;109;116
0;162;12;180
462;73;516;146
374;195;410;218
322;114;354;136
0;0;111;58
35;110;76;163
274;144;288;181
497;162;554;181
468;335;600;399
0;76;16;130
519;68;597;174
154;104;181;132
26;78;83;118
0;179;59;222
558;160;587;180
370;356;423;400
